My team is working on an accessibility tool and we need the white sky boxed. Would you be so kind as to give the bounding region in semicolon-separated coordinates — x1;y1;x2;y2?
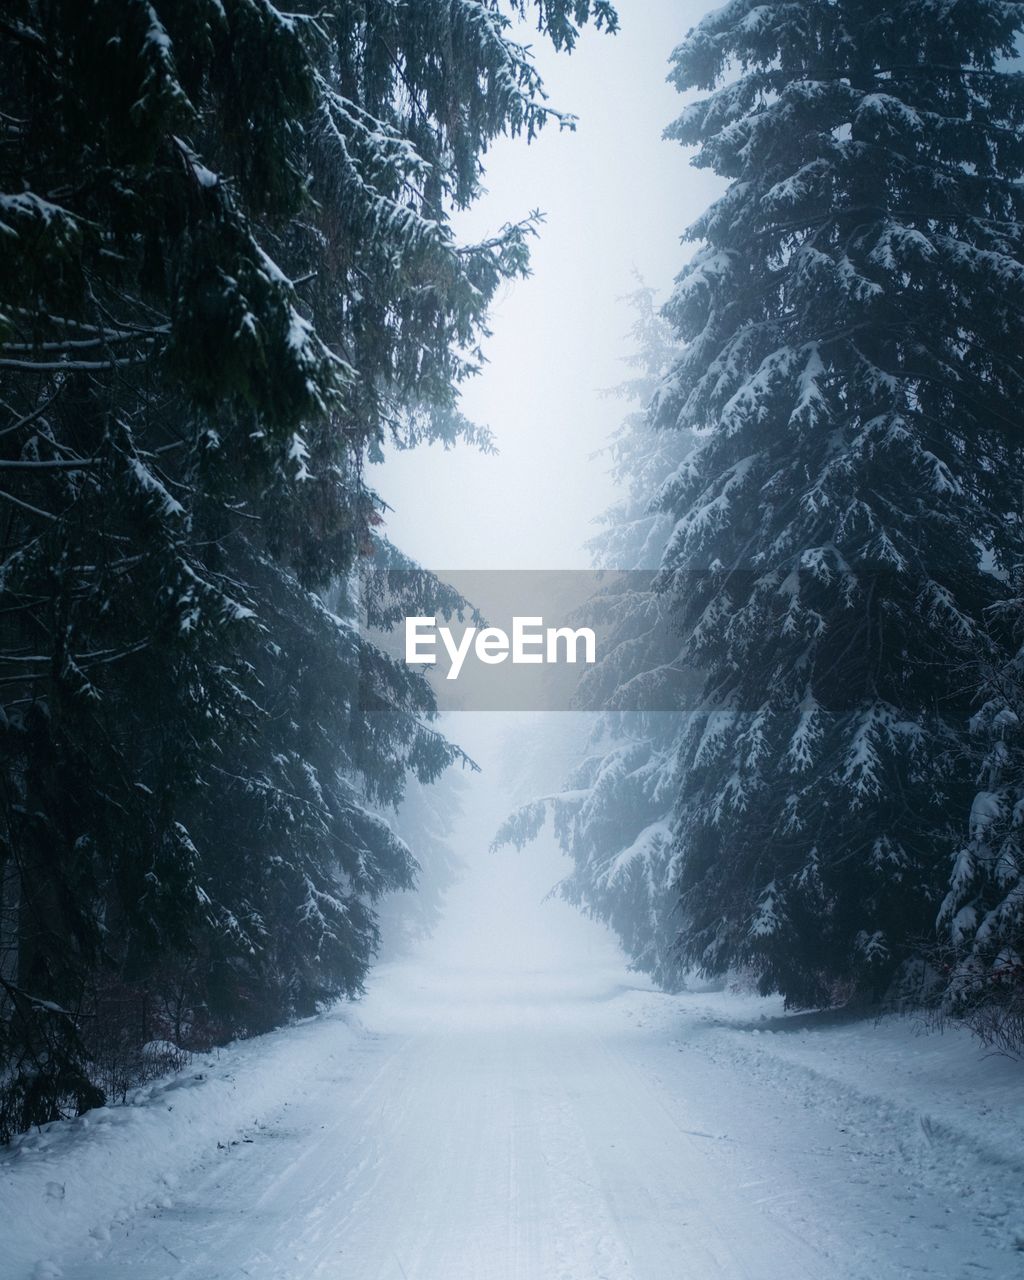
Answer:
373;0;721;571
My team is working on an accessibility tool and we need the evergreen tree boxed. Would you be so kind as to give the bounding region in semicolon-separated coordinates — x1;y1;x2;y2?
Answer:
937;593;1024;1052
0;0;616;1131
655;0;1024;1005
590;279;686;573
376;767;467;960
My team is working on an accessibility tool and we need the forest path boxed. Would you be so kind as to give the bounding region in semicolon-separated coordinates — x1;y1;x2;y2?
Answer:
53;964;837;1280
43;824;1020;1280
49;957;1008;1280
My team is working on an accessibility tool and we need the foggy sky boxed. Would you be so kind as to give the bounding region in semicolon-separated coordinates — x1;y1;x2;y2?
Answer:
373;1;722;572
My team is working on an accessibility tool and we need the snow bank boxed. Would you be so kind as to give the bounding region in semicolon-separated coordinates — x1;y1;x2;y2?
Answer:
634;988;1024;1255
0;1007;365;1278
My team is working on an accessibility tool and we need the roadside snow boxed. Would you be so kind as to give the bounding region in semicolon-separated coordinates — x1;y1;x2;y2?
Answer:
628;988;1024;1265
0;1009;369;1279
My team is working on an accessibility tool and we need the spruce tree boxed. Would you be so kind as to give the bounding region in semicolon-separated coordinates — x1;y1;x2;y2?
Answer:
937;593;1024;1051
656;0;1024;1005
0;0;616;1129
376;767;467;960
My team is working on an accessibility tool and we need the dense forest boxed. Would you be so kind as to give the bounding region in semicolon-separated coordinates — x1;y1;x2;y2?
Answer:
501;0;1024;1050
4;0;1024;1153
0;0;616;1139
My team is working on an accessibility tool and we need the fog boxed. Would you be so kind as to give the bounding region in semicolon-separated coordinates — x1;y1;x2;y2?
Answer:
371;2;723;973
373;0;722;572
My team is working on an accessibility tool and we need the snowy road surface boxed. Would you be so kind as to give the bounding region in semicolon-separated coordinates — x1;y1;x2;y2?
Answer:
49;974;836;1280
5;831;1024;1279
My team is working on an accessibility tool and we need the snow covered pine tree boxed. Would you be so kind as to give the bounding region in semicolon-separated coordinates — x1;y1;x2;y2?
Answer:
938;590;1024;1052
655;0;1024;1006
375;766;467;961
0;0;616;1136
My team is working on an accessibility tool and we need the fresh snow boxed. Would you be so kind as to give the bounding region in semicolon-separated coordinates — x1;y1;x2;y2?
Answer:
2;835;1023;1279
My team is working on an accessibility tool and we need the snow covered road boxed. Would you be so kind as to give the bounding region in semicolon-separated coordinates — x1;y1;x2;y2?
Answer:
15;961;1024;1280
68;973;831;1280
5;831;1024;1279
